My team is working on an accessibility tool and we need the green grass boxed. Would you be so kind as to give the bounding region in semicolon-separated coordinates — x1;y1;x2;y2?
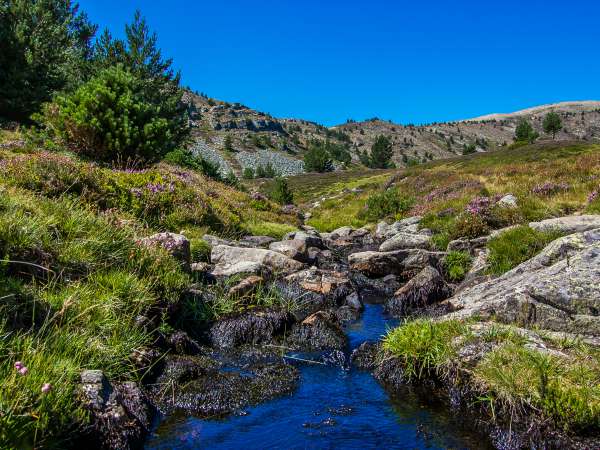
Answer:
0;187;189;449
382;319;468;381
244;221;297;239
486;225;564;275
443;251;472;282
384;319;600;433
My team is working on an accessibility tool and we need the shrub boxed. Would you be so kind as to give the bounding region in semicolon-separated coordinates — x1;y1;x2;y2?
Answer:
443;251;472;282
366;135;393;168
360;188;414;221
487;225;563;274
163;148;222;180
255;163;277;178
450;213;490;239
38;65;178;164
242;167;255;179
269;177;294;205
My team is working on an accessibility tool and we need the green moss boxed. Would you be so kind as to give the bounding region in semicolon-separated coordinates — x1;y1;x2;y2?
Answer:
487;225;564;275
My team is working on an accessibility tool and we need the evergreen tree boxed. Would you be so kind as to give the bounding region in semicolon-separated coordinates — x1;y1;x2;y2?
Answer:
270;177;294;205
514;118;538;143
543;112;562;139
0;0;96;121
91;10;189;151
304;141;334;172
368;135;393;168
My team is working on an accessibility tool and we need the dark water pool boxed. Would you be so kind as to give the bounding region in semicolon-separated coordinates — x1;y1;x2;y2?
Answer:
146;304;491;449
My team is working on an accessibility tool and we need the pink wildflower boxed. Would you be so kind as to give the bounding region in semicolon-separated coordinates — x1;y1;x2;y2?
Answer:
41;383;53;394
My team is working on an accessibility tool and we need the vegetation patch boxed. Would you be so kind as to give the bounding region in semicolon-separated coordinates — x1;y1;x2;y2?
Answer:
443;251;472;282
486;225;564;275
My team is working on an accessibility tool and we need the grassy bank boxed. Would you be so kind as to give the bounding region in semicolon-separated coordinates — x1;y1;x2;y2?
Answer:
383;319;600;435
0;133;300;448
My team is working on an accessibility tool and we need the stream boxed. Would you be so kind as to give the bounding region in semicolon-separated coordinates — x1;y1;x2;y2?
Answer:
146;304;492;449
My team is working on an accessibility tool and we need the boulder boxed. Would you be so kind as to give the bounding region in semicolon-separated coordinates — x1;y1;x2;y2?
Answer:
138;232;190;271
385;266;452;316
285;230;325;249
348;249;445;278
375;216;422;240
284;267;354;301
203;234;233;247
79;370;151;449
496;194;518;208
208;309;293;348
269;239;309;263
287;311;347;351
211;245;305;277
529;215;600;235
446;228;600;337
379;232;431;252
344;291;364;310
351;341;380;371
330;226;354;239
446;236;489;253
350;272;401;303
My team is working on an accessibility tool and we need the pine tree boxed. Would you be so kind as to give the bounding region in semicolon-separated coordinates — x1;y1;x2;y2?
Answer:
368;135;393;168
0;0;96;121
543;112;562;139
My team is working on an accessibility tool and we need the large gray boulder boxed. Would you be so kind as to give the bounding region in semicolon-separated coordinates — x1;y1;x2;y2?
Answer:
529;214;600;235
348;249;445;278
269;239;309;263
375;216;423;240
285;230;325;249
446;228;600;337
379;231;431;252
211;245;305;277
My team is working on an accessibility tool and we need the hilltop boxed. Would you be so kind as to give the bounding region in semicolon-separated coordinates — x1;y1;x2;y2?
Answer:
184;93;600;176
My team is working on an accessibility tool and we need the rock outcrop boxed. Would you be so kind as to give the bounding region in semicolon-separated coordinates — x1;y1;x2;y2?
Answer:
446;228;600;337
211;245;305;277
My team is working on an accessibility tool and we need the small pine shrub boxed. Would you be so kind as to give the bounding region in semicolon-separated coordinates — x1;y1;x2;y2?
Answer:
269;177;294;205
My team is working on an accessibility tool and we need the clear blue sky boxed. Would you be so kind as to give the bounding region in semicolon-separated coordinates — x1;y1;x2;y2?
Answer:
79;0;600;126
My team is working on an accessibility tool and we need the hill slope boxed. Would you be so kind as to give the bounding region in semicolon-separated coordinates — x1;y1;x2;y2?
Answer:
184;93;600;176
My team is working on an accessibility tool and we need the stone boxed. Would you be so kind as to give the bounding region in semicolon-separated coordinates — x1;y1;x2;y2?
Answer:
227;275;264;298
446;229;600;337
379;232;431;252
375;216;423;240
203;234;233;247
529;215;600;235
344;291;364;310
447;236;489;253
208;309;294;348
330;226;354;239
496;194;518;208
138;232;190;271
285;230;325;249
284;267;354;300
211;245;305;277
348;249;445;278
269;239;309;262
384;266;452;316
287;311;347;351
241;235;277;248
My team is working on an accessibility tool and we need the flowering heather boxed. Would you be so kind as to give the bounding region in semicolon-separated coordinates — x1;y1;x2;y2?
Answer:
531;182;570;196
41;383;53;394
588;189;600;204
465;195;501;216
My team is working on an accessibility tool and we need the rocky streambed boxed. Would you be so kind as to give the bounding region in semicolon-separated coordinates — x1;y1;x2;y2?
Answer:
79;214;600;449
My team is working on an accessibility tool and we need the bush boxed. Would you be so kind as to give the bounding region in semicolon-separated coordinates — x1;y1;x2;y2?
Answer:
487;225;563;274
255;163;277;178
269;177;294;205
163;148;222;180
38;66;179;164
360;188;414;221
242;167;255;179
443;251;472;282
450;213;490;239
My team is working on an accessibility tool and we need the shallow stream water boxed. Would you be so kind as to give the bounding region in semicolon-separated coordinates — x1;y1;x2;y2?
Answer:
146;304;491;449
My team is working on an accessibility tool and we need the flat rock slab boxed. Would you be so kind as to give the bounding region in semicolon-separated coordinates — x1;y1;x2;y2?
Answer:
379;231;431;252
211;245;305;277
348;249;445;278
529;215;600;234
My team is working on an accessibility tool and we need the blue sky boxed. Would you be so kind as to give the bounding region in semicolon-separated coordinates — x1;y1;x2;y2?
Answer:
79;0;600;126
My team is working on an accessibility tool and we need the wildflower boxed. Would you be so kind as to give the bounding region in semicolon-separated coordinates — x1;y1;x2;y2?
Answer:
14;361;23;370
588;189;599;203
41;383;53;394
19;366;28;376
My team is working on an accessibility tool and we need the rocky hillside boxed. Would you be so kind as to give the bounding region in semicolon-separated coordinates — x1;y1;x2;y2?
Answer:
184;92;600;175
